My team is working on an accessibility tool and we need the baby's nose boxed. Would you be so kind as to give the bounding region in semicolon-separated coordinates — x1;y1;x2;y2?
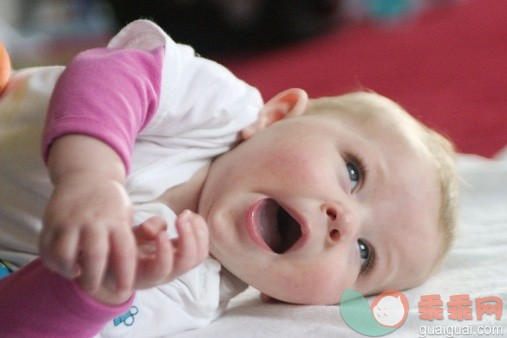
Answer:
322;202;358;242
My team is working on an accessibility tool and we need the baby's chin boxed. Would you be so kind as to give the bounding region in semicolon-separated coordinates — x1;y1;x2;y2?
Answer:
256;286;344;306
259;295;334;306
260;293;286;304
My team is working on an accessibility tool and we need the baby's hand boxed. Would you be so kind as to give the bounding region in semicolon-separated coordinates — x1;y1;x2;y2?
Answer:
90;210;209;305
40;175;136;294
134;210;209;288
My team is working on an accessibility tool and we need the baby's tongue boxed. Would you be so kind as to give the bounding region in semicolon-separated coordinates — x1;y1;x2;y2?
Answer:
258;199;282;252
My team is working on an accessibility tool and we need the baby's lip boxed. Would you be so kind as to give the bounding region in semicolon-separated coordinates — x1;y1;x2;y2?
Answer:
245;198;307;254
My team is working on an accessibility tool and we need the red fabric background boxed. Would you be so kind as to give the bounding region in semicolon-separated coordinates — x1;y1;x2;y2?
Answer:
221;0;507;157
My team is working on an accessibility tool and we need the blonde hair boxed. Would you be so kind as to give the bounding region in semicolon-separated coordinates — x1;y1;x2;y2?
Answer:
306;91;459;274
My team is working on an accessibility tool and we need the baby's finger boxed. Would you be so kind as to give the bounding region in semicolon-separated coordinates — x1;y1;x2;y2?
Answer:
171;211;208;276
137;216;168;241
136;230;174;288
187;213;209;261
39;226;80;278
77;226;109;292
109;227;137;294
153;230;174;278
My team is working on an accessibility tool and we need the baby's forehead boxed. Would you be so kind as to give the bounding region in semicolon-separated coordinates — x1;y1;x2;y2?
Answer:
311;96;415;129
319;105;427;149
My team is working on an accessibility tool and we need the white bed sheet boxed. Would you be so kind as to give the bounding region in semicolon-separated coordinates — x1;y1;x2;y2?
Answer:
178;149;507;338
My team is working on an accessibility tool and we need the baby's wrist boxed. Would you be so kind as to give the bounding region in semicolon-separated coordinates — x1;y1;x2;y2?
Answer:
88;286;134;306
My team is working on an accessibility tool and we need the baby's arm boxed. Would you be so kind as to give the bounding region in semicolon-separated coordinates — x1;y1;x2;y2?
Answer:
41;134;136;293
40;46;163;293
0;258;132;337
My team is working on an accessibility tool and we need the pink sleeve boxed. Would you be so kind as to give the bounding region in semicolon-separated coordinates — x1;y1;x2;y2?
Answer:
41;46;164;173
0;259;133;337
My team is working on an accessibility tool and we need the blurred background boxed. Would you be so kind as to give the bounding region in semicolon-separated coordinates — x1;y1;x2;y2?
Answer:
1;0;448;65
1;0;506;157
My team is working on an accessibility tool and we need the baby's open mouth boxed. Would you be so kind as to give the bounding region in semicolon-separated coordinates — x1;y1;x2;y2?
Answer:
257;198;302;253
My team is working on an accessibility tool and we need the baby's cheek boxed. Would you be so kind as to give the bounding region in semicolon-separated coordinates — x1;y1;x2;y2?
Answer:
275;150;328;186
295;263;351;305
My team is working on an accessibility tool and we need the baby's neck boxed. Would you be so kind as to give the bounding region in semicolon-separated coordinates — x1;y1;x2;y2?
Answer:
154;163;210;215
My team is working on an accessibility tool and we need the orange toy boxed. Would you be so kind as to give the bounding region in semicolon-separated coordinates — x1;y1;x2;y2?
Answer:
0;43;11;94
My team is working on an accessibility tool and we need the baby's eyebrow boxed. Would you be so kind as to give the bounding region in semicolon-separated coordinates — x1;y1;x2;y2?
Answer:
359;239;392;289
380;243;399;288
355;241;375;279
354;246;375;285
364;245;378;276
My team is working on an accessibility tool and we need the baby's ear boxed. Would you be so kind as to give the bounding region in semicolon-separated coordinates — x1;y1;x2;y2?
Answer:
241;88;308;140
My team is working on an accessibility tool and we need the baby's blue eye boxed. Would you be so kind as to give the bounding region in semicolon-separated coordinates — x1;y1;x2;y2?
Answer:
346;162;360;189
358;240;369;265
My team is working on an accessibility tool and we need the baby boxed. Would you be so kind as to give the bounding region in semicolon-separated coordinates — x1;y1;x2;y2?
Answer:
0;20;459;337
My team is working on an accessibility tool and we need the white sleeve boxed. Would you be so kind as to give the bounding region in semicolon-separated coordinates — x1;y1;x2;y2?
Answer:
109;20;263;149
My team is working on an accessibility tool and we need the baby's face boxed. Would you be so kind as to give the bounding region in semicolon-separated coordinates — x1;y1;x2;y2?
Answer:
198;108;442;305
